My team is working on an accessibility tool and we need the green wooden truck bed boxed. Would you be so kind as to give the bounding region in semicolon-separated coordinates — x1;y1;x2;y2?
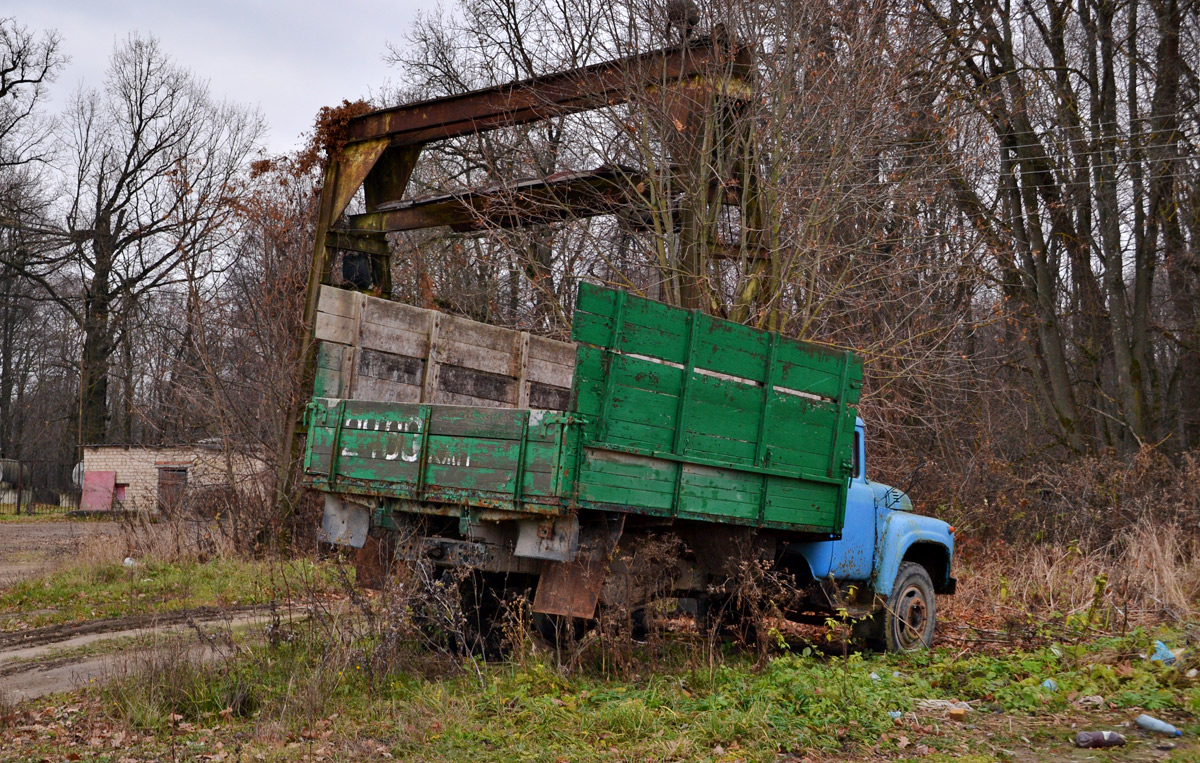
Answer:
304;283;863;536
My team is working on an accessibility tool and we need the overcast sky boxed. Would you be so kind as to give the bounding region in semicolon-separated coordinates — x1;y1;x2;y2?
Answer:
9;0;424;155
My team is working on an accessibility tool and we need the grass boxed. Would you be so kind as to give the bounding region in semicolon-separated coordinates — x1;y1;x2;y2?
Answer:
0;556;339;631
0;505;74;522
4;514;1200;761
4;625;1199;761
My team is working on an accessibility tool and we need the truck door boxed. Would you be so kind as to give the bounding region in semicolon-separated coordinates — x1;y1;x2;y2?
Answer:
826;425;875;580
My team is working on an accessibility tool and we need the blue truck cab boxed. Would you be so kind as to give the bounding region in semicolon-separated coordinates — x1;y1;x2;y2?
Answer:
786;418;956;650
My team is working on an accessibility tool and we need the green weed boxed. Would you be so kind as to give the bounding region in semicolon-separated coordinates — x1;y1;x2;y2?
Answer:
90;623;1200;762
0;557;338;630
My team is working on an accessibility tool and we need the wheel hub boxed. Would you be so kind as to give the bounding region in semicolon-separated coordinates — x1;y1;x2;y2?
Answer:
896;585;928;648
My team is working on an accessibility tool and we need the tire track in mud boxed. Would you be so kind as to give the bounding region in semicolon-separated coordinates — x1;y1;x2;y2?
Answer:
0;604;270;652
0;605;305;702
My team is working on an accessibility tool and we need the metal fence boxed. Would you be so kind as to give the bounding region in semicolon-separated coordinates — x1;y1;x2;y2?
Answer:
0;457;78;515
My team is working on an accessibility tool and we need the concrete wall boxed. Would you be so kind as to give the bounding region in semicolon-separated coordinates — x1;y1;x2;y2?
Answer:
81;446;267;513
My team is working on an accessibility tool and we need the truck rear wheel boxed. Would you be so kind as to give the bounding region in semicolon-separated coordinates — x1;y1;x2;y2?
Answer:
884;562;936;652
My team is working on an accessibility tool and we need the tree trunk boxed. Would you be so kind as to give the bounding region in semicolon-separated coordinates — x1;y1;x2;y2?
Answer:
79;235;114;447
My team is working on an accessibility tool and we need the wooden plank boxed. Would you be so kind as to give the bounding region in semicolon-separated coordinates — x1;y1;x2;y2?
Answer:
357;349;424;387
353;376;422;403
672;313;700;460
606;385;681;430
437;364;517;404
528;338;575;390
334;401;427;431
438;339;519;378
340;346;357;397
421;314;441;401
358;322;431;358
434;390;515;408
579;449;677;493
528;335;575;367
762;477;840;528
529;383;571;411
441;315;527;364
573;306;690;365
678;464;762;521
760;445;829;476
312;367;342;398
755;331;778;468
596;290;628;441
314;312;357;345
602;416;676;451
691;313;771;384
318;413;566;500
573;281;859;402
682;431;757;466
827;351;853;477
317;285;362;319
571;345;606;421
315;341;344;369
525;356;573;387
361;294;434;334
427;407;562;441
515;332;531;408
317;412;560;447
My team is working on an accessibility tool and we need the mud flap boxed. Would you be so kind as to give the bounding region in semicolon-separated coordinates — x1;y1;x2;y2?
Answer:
352;532;394;589
319;494;371;548
533;514;624;619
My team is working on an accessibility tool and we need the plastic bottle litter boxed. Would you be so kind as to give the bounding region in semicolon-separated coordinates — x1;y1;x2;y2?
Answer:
1135;714;1183;737
1150;641;1177;665
1041;678;1058;691
1073;731;1126;749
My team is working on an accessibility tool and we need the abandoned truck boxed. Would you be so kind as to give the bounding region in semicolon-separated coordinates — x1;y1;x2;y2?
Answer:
307;281;956;651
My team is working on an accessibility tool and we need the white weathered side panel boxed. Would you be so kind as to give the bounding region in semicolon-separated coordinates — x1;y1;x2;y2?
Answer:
315;285;575;409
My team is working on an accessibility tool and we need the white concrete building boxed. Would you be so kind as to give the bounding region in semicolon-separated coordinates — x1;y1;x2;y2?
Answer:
80;444;267;513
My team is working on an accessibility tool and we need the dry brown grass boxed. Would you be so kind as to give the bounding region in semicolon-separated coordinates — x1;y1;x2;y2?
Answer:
944;515;1200;643
64;512;238;571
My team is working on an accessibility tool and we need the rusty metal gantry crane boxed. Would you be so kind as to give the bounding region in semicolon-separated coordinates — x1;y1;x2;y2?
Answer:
283;34;772;513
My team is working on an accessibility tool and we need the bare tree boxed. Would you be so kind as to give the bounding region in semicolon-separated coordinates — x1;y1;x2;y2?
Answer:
0;17;64;170
915;0;1199;453
0;34;263;448
0;18;65;461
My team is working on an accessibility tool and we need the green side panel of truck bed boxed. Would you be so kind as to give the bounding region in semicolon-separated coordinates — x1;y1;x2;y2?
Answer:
569;283;861;534
305;399;574;514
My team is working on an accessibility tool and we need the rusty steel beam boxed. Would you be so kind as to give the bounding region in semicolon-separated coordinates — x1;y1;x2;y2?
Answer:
344;37;752;148
325;229;389;256
342;168;650;233
339;169;745;234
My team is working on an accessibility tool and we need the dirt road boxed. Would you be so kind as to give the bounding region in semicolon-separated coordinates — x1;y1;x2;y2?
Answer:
0;607;283;701
0;520;121;585
0;519;263;701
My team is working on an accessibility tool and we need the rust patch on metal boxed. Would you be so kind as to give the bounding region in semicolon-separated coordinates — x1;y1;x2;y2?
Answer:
533;514;625;618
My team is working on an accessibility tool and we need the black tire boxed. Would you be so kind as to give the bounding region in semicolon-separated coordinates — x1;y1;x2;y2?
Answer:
883;562;936;652
532;612;589;646
456;571;534;657
696;593;759;649
851;611;885;651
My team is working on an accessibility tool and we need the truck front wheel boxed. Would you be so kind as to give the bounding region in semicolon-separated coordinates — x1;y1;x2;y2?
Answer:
884;562;936;652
